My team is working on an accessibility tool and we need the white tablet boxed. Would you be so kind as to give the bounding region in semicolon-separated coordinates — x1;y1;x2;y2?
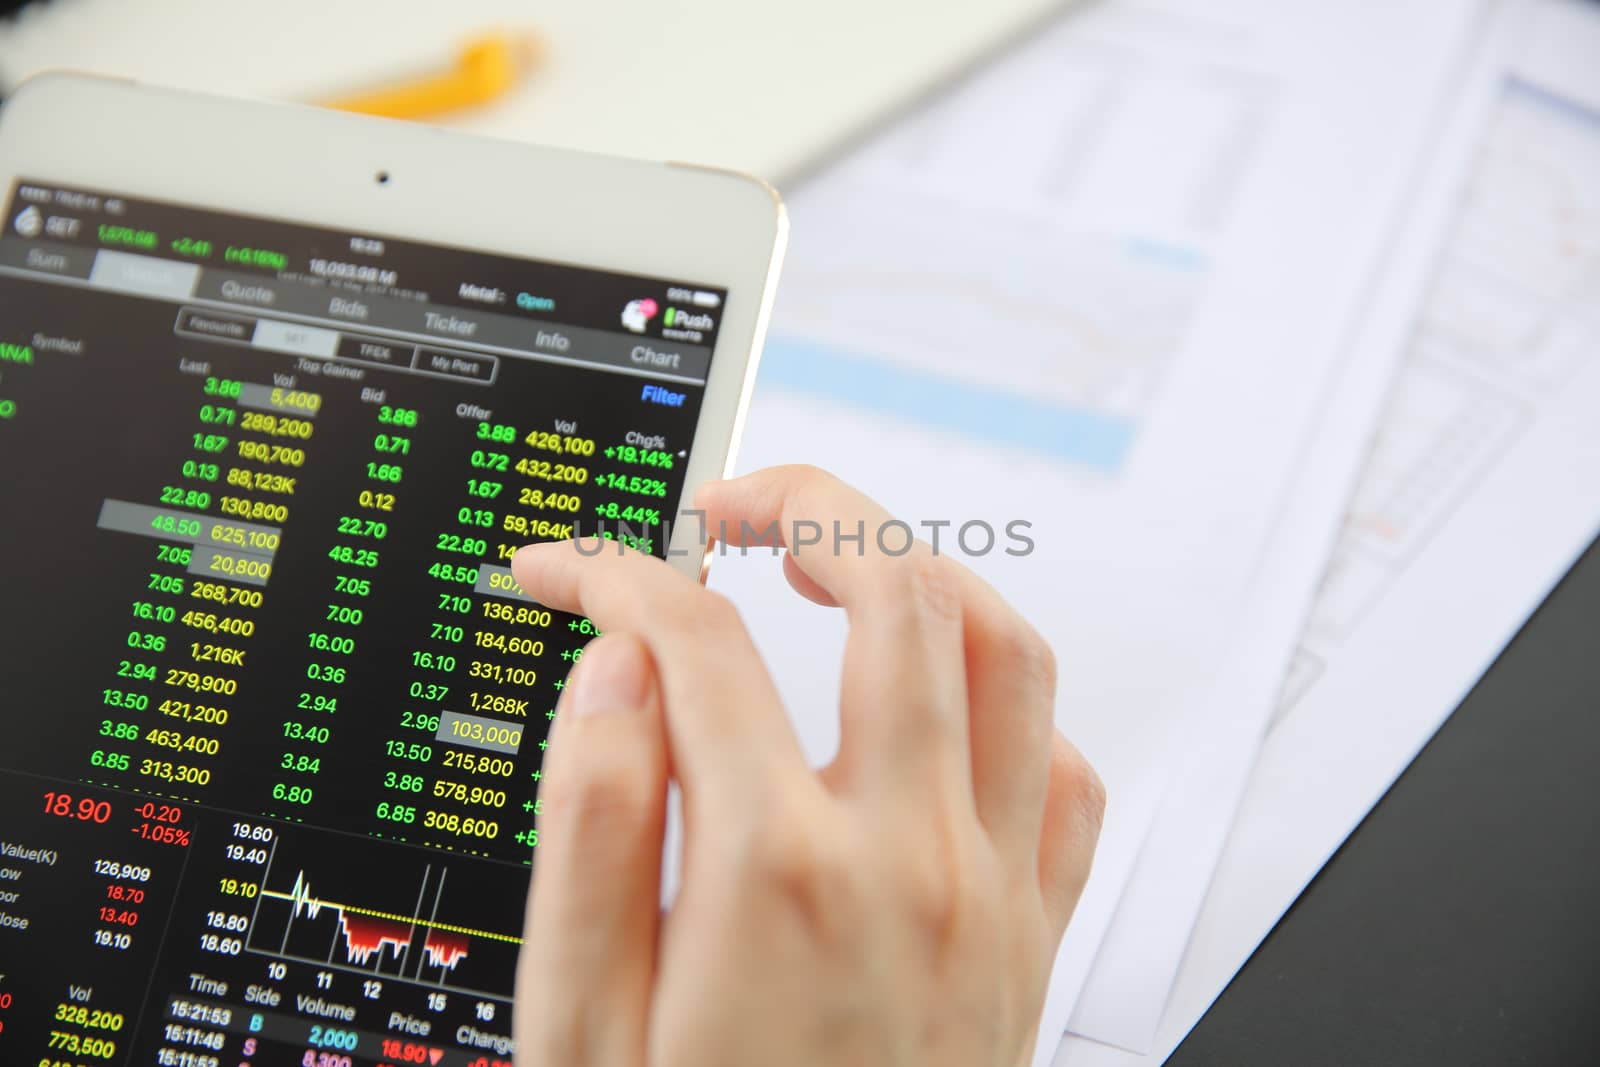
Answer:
0;73;784;1064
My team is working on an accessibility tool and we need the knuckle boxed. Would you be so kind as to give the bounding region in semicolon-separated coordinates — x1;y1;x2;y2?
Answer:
697;588;745;626
541;753;654;840
783;463;832;506
746;797;860;928
783;462;834;488
995;615;1058;696
911;553;964;622
641;584;747;647
899;836;989;949
902;861;959;934
752;808;826;888
681;588;746;639
892;796;987;939
1080;765;1108;835
1054;737;1107;836
880;553;963;627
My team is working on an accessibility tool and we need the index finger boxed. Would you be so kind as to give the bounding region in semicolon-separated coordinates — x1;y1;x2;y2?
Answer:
698;466;1058;866
511;539;809;806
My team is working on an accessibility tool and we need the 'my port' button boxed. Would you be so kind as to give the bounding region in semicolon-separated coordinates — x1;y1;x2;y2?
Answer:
413;347;498;385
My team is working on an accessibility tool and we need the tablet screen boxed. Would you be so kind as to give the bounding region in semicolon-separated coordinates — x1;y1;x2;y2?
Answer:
0;181;726;1066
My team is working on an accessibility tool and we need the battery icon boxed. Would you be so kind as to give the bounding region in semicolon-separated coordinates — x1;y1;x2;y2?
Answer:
691;290;721;308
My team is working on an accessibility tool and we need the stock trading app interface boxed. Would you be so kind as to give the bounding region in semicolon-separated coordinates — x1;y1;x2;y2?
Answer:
0;182;725;1067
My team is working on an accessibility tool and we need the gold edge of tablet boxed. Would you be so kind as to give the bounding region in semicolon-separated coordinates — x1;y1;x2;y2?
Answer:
669;164;789;588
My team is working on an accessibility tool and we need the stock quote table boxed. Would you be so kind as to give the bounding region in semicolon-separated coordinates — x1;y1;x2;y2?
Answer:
0;212;711;1067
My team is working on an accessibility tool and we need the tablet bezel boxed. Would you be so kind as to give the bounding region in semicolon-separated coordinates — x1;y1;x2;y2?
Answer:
0;72;788;579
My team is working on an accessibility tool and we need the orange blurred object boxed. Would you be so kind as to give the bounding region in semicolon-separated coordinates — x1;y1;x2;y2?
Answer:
319;32;539;120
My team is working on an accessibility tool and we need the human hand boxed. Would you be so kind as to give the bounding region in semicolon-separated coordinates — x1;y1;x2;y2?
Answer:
510;465;1104;1067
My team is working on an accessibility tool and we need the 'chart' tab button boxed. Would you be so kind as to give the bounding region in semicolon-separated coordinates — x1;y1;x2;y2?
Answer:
413;347;498;384
629;344;685;371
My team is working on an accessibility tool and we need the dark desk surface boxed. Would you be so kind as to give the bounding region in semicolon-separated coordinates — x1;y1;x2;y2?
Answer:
1168;534;1600;1066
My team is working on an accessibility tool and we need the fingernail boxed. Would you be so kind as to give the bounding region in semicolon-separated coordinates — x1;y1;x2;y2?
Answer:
563;635;650;717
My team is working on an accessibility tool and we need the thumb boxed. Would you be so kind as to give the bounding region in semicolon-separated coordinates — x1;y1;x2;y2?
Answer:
514;633;668;1065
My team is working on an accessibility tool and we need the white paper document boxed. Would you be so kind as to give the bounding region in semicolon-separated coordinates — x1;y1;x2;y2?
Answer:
702;2;1491;1062
1062;0;1520;1051
1056;2;1600;1063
